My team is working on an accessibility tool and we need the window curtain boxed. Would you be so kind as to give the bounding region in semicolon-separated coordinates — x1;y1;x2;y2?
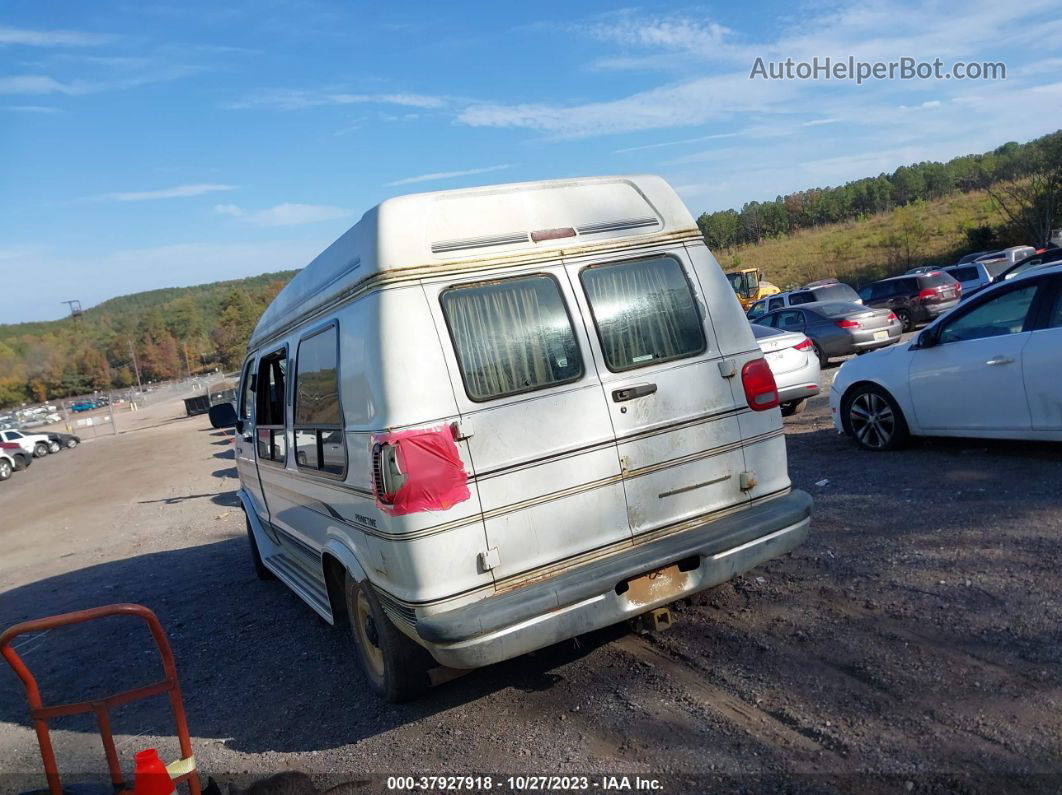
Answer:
445;281;562;399
582;260;699;368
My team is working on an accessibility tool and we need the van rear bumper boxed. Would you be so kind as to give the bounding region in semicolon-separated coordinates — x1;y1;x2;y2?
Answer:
416;490;812;669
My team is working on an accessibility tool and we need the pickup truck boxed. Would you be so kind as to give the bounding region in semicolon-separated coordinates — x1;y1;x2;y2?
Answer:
0;429;55;457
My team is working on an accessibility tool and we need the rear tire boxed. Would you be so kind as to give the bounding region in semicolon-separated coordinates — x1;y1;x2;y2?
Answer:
895;309;913;332
33;442;48;457
780;399;807;417
246;515;275;581
0;460;10;480
345;574;432;703
812;342;828;368
843;384;910;451
47;441;60;454
65;438;78;449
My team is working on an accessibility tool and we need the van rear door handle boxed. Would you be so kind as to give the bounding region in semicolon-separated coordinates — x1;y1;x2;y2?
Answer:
985;356;1014;366
612;383;657;402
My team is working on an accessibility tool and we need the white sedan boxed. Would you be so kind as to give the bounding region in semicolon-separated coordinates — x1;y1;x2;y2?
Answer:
830;264;1062;450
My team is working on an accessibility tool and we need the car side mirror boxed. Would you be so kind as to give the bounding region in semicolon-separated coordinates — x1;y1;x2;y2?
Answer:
208;401;238;429
914;329;935;349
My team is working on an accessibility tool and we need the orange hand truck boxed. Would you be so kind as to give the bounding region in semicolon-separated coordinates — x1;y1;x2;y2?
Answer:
0;603;201;795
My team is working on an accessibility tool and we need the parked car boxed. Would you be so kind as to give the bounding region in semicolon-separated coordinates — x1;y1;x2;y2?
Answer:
956;250;992;265
206;174;813;702
756;301;902;366
70;401;96;412
976;246;1037;280
0;429;53;457
942;262;994;298
0;450;13;481
997;247;1062;282
831;264;1062;450
40;431;81;450
746;280;861;320
857;271;961;331
0;441;32;470
750;323;821;416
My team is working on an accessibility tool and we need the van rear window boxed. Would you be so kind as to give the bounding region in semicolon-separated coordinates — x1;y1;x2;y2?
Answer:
580;256;705;372
442;275;583;402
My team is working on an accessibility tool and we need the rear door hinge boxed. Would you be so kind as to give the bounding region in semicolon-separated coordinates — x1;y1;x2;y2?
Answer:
739;471;757;491
478;547;500;571
451;418;474;441
717;359;737;378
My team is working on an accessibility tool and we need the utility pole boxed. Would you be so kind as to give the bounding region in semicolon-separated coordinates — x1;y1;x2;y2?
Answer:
128;340;144;393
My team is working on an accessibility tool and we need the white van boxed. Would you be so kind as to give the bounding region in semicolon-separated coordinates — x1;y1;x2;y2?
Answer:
209;175;812;701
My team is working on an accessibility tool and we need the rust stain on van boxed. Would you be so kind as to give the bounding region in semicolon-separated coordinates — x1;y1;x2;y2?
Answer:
622;564;688;607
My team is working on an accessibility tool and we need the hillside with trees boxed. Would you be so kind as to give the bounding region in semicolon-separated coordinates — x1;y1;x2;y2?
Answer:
0;272;295;407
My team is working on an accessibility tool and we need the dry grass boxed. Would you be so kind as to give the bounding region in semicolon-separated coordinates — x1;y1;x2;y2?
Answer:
713;189;1008;289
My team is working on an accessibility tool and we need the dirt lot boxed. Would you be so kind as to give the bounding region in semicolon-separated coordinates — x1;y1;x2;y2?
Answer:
1;373;1061;793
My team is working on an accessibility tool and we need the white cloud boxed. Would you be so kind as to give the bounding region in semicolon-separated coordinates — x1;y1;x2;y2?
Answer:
0;65;202;96
97;184;235;202
213;203;353;227
5;104;60;113
0;25;112;47
386;164;515;186
229;89;446;111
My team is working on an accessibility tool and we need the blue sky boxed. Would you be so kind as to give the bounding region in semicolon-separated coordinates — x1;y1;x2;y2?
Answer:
2;1;1060;322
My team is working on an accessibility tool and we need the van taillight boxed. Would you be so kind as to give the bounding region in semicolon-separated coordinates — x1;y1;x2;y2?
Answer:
371;442;405;504
741;358;779;411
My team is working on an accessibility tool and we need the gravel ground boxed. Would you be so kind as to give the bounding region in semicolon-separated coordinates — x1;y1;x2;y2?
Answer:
1;372;1060;794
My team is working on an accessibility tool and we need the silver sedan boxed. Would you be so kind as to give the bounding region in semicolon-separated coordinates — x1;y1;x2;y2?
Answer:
751;323;821;416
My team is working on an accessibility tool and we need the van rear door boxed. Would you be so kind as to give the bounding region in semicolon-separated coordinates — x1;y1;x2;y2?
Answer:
563;247;751;539
424;265;632;586
235;354;271;528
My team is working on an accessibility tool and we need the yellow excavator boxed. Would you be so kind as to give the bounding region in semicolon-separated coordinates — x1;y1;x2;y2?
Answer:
725;267;781;310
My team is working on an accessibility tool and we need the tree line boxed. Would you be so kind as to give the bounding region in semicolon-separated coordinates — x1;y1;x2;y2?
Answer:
0;272;294;408
697;131;1062;251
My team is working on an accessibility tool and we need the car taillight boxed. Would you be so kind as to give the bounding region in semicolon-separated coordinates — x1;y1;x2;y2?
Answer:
371;442;405;504
954;283;962;295
918;288;936;300
887;312;897;321
793;338;813;351
741;358;779;411
835;319;861;328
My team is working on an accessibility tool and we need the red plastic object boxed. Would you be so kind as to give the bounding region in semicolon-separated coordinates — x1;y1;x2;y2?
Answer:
0;603;200;795
371;425;471;516
741;358;780;411
134;749;176;795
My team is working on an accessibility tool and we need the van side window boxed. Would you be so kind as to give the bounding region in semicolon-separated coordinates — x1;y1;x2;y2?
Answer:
293;325;345;475
239;357;255;423
255;349;287;464
580;256;706;372
441;275;583;402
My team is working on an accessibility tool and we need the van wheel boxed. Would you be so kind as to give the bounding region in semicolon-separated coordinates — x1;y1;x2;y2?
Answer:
780;399;806;417
345;574;431;703
0;460;10;480
246;515;275;581
33;442;49;457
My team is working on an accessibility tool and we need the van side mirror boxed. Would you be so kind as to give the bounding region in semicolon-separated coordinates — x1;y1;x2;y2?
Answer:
208;401;238;429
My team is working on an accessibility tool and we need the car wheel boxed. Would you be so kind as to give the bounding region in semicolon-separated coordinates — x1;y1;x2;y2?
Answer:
33;442;49;457
780;399;807;417
246;515;275;581
843;384;909;451
895;309;913;332
65;438;78;449
345;573;432;703
0;460;10;480
812;341;828;368
47;441;60;454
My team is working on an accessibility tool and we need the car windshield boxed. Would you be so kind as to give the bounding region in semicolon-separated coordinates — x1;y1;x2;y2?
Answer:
814;301;866;317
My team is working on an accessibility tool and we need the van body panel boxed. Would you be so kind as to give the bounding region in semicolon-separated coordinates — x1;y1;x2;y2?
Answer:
234;355;271;530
